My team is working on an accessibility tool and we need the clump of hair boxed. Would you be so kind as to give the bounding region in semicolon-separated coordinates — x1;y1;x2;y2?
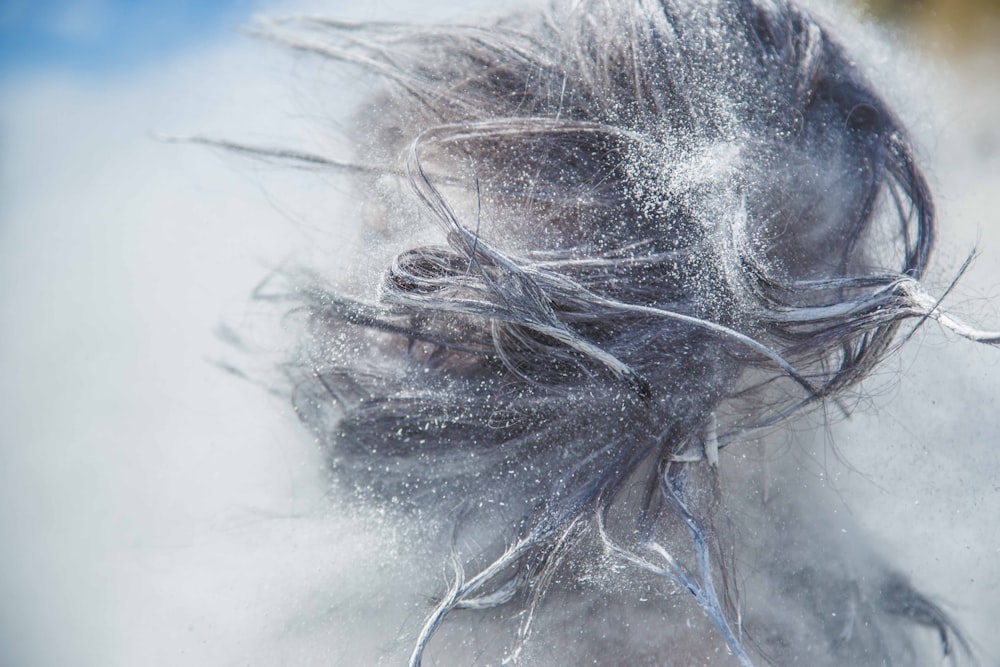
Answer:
211;0;998;664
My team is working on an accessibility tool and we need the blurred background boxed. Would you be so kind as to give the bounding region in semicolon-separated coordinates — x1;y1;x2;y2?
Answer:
861;0;1000;49
1;0;997;78
0;0;256;77
1;1;998;665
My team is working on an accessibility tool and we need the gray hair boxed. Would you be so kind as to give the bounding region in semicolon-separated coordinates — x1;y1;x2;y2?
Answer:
211;0;999;664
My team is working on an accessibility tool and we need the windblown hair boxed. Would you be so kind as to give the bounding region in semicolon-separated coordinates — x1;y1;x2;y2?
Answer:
217;0;999;664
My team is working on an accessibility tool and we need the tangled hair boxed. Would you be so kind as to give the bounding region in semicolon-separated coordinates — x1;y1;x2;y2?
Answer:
205;0;999;664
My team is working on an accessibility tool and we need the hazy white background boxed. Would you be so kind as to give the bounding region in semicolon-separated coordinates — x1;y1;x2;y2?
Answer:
1;1;998;664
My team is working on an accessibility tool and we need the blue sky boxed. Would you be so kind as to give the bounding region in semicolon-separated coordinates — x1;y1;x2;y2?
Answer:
0;0;257;76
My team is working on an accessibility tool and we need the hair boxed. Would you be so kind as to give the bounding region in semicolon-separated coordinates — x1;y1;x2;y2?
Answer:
205;0;999;664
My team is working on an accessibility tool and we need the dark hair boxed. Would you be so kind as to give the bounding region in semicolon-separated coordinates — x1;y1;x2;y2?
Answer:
214;0;999;664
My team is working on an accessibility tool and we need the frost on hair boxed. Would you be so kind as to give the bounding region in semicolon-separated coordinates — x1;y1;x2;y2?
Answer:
211;0;999;665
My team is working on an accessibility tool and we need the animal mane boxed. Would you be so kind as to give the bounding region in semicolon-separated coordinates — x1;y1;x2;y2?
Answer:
202;1;1000;664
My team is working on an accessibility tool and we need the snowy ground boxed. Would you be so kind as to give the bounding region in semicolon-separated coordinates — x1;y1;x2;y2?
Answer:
1;2;998;665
